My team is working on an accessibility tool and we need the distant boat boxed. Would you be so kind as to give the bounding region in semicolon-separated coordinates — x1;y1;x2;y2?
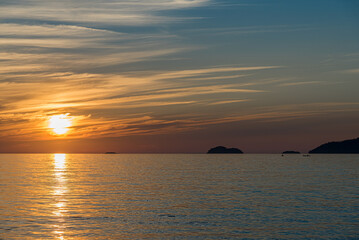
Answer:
303;154;310;157
105;152;116;154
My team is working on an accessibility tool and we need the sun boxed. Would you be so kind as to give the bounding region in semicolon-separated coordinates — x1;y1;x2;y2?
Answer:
48;114;72;135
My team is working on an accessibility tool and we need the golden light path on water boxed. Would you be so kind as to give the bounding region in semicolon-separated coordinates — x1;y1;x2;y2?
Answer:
53;154;68;240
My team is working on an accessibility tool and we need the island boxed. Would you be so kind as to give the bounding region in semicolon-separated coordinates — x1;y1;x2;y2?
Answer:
105;152;116;154
282;151;300;154
309;137;359;154
207;146;243;154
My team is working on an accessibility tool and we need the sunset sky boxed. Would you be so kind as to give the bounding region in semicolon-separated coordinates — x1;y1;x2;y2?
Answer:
0;0;358;153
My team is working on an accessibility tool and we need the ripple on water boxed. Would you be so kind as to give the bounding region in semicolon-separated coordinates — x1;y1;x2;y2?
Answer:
0;154;358;239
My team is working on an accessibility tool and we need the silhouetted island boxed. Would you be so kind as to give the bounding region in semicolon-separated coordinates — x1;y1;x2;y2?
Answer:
309;137;359;154
105;152;116;154
207;146;243;154
282;151;300;154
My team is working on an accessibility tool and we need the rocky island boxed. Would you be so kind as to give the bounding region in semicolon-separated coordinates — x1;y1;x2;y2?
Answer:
207;146;243;154
282;151;300;154
309;137;359;154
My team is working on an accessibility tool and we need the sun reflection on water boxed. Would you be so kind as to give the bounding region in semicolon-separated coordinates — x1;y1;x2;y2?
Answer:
53;154;68;239
54;154;66;169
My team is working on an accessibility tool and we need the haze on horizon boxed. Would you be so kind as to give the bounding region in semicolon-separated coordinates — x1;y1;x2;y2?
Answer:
0;0;358;153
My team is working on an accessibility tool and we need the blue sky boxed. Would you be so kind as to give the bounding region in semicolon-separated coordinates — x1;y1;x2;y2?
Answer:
0;0;358;153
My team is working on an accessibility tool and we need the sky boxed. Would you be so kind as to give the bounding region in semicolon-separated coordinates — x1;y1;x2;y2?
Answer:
0;0;358;153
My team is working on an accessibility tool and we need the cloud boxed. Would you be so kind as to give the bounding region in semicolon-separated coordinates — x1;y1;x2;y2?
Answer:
0;0;209;26
3;0;354;144
0;0;208;80
279;81;323;86
344;68;359;74
0;23;185;77
0;66;271;114
180;25;315;36
208;99;250;105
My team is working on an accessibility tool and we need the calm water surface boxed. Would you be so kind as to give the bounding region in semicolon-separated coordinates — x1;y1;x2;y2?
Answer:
0;154;358;239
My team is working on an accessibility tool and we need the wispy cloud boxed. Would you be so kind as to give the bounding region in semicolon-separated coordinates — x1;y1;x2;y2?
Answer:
2;0;356;145
279;81;323;86
343;68;359;74
0;23;184;76
207;99;250;105
0;0;210;26
0;67;272;114
180;25;315;36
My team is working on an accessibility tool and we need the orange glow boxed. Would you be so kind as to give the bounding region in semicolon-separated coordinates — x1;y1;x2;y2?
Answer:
49;114;72;135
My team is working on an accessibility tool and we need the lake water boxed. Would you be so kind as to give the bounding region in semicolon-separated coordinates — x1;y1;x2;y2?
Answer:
0;154;358;239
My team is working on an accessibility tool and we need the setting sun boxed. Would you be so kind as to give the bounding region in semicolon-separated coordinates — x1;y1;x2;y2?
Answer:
49;114;72;135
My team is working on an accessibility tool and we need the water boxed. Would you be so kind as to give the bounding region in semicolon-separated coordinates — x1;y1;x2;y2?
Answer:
0;154;358;239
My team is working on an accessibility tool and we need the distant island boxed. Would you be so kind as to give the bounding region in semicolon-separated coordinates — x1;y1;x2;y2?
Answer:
105;152;116;154
282;151;300;154
309;137;359;154
207;146;243;154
